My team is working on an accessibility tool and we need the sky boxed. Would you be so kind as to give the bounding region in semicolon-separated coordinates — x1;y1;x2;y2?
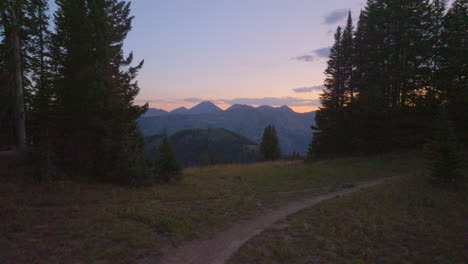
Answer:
52;0;367;112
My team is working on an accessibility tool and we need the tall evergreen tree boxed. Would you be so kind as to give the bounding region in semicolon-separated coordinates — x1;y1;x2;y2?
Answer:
51;0;152;185
0;1;28;151
309;26;352;157
424;108;463;188
356;0;432;110
342;11;354;103
440;0;468;141
309;0;458;156
23;0;56;176
260;125;281;161
324;26;344;110
424;0;448;110
26;0;53;136
0;2;14;149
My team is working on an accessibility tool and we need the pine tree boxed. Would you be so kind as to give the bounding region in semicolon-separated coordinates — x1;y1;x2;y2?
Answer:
23;0;56;178
309;0;466;157
51;0;95;172
352;0;434;151
424;0;448;110
424;108;463;188
26;0;53;133
351;10;369;104
342;11;354;103
324;26;344;110
260;125;281;161
440;0;468;141
154;135;182;183
309;26;351;157
51;0;152;185
0;1;27;151
0;3;14;149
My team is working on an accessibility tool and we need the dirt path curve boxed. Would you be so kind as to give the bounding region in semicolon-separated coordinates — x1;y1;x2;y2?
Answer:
157;177;390;264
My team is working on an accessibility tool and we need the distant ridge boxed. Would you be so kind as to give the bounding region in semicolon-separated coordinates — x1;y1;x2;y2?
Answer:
226;104;255;112
144;101;312;117
138;101;316;155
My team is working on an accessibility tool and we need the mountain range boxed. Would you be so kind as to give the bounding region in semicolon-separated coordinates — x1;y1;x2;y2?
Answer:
142;101;222;116
138;101;316;155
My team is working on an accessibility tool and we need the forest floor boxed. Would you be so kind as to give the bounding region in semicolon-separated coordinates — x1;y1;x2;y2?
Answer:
1;151;431;264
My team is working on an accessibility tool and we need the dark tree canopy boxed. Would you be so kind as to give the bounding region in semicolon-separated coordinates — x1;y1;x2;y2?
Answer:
1;0;153;186
260;125;281;161
424;108;463;188
309;0;467;158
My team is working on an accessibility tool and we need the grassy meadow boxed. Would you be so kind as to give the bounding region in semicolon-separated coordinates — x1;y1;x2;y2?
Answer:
1;151;425;263
228;168;467;264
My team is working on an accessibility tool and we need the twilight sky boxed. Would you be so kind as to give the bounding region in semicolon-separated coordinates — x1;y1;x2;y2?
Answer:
53;0;367;112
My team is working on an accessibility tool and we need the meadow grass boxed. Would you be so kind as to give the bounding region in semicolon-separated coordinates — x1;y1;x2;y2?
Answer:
1;151;424;263
228;169;467;264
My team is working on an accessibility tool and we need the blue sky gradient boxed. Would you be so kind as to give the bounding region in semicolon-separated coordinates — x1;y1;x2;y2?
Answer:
51;0;366;112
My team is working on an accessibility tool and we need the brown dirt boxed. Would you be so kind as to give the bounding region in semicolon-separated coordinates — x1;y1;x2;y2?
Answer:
156;177;390;264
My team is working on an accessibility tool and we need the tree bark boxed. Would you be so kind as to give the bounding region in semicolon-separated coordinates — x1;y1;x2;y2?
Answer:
10;7;26;151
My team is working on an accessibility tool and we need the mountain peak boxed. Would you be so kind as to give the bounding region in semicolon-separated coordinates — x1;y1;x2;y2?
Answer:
226;104;255;111
279;105;294;112
196;101;216;106
188;101;222;114
170;107;189;114
143;108;168;117
257;105;275;110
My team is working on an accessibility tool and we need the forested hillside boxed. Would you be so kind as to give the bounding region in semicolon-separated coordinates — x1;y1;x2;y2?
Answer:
146;128;259;167
139;103;315;155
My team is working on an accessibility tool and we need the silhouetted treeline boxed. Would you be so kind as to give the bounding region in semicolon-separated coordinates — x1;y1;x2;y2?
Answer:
1;0;154;185
309;0;467;158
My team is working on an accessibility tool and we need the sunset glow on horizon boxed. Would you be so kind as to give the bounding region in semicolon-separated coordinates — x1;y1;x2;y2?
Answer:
136;99;320;113
96;0;367;111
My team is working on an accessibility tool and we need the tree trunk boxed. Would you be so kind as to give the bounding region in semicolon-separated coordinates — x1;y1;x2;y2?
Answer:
10;7;26;151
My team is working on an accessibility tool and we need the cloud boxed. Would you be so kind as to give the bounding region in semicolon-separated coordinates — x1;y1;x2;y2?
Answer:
184;97;205;103
219;97;320;107
312;48;330;58
292;47;330;63
134;98;169;103
324;9;348;24
293;86;325;93
291;55;315;62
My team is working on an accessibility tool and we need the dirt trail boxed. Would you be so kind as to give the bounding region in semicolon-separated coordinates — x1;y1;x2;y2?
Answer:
157;177;390;264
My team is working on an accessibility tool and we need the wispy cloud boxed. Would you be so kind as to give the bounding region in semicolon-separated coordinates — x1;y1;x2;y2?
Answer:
312;48;331;58
184;98;205;103
292;55;315;62
292;47;330;62
135;98;172;104
219;97;320;107
324;9;348;24
293;86;325;93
